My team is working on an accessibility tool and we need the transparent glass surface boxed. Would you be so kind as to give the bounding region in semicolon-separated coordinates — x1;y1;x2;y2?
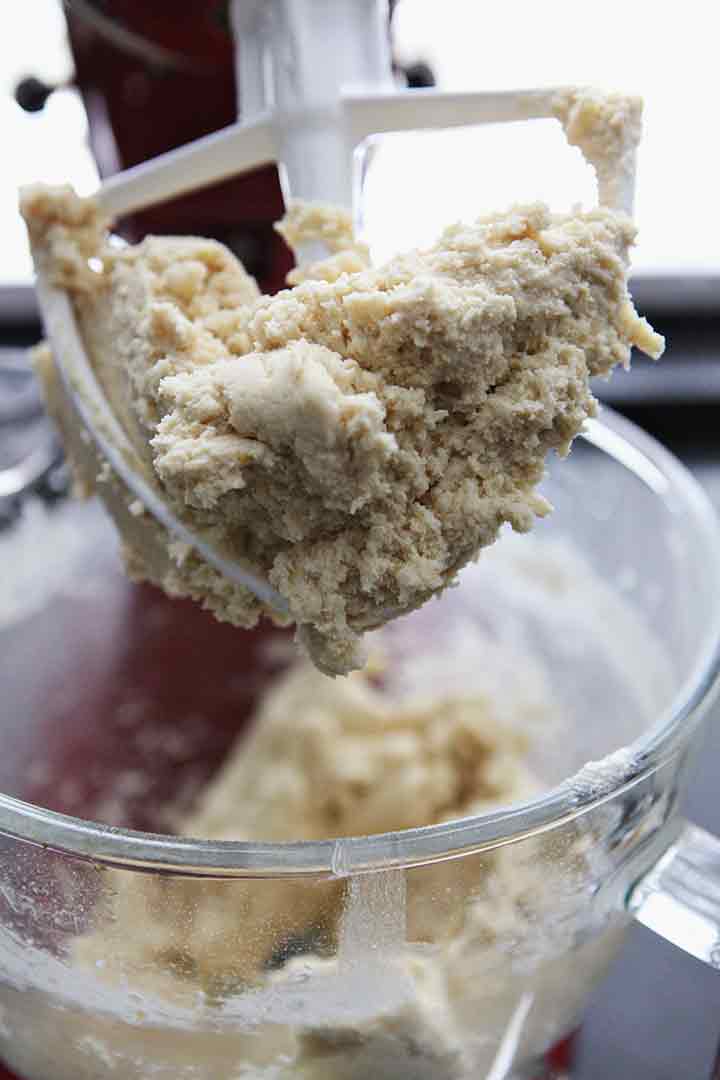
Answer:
0;409;719;1079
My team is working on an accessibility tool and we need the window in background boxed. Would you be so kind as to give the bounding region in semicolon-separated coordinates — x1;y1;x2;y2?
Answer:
0;0;97;293
1;0;717;295
367;0;720;281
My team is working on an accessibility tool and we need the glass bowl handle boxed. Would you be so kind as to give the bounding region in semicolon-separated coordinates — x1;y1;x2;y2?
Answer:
628;821;720;969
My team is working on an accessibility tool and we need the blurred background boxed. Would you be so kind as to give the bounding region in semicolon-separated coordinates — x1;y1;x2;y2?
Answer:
0;3;718;1078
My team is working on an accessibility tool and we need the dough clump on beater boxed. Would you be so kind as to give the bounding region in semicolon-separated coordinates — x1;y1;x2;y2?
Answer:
21;100;663;675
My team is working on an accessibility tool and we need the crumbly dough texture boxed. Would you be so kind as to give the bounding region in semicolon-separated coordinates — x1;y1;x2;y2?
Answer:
69;641;613;1078
553;88;642;210
188;657;538;841
21;171;663;675
277;202;372;286
74;654;540;986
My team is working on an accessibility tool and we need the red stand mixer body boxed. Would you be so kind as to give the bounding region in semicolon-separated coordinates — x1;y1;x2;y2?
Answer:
65;1;293;294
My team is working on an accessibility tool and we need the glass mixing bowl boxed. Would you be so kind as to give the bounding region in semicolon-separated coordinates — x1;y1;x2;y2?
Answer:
0;407;719;1080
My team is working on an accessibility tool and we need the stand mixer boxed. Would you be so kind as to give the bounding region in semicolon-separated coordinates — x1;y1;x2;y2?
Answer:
4;4;720;1080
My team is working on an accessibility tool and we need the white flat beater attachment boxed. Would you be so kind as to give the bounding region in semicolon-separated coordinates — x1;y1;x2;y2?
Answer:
31;0;636;613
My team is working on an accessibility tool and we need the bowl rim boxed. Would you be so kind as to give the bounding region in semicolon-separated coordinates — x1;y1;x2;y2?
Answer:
2;407;720;877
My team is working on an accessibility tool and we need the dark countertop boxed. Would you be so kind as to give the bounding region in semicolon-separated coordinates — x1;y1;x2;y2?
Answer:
576;413;720;1080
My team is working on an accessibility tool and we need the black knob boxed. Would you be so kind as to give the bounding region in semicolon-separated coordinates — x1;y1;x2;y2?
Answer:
404;61;435;89
15;76;55;113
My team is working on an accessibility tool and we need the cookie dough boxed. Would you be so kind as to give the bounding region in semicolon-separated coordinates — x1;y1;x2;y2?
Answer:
553;87;641;210
21;182;663;675
73;644;541;989
66;614;621;1078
